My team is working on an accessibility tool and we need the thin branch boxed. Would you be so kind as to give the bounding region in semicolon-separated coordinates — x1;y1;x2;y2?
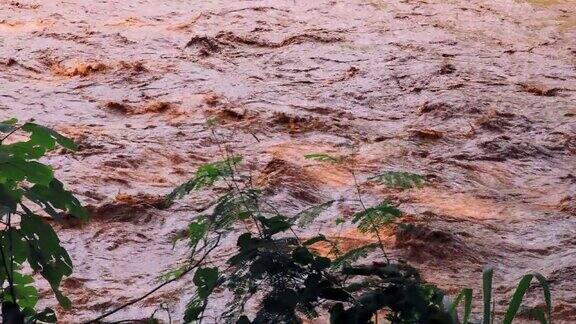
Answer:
350;169;390;264
83;234;222;323
7;212;16;302
0;125;24;144
210;127;264;237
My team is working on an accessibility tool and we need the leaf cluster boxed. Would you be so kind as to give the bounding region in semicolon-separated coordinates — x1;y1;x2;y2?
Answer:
0;119;87;322
160;150;554;324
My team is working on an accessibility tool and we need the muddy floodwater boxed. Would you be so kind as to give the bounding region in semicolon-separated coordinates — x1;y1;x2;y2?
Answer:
1;0;575;322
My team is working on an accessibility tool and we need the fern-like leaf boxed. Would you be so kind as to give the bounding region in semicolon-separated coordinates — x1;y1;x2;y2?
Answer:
331;243;380;269
212;189;260;230
369;171;424;189
294;200;334;227
352;202;402;233
164;156;242;207
304;153;342;163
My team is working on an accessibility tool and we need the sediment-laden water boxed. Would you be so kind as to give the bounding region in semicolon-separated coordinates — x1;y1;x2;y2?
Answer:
1;0;575;322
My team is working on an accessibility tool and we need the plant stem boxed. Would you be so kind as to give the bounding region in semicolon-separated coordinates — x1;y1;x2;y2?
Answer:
0;125;23;144
1;212;17;305
350;169;390;264
210;127;264;237
84;234;222;323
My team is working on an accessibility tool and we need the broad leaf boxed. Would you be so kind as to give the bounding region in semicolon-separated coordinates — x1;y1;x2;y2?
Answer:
184;297;204;322
19;211;73;309
259;215;291;237
188;217;208;250
11;272;39;309
0;158;54;186
26;307;57;323
21;123;77;151
194;267;219;299
0;182;23;212
25;179;88;221
0;118;18;133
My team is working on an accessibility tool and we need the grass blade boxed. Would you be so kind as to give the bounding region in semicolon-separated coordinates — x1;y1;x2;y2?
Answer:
503;274;533;324
450;288;472;324
483;267;494;324
532;273;552;324
502;273;553;324
528;308;548;324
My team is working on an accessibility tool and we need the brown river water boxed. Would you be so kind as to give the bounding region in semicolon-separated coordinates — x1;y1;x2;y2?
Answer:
1;0;575;322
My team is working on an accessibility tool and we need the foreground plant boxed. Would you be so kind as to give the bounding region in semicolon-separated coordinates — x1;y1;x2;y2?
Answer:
158;152;553;323
450;267;552;324
84;123;553;323
160;154;449;323
0;119;87;323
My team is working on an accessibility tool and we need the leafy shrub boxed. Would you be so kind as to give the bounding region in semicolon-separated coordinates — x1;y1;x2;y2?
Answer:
1;119;551;324
158;152;451;323
154;150;553;323
0;119;87;323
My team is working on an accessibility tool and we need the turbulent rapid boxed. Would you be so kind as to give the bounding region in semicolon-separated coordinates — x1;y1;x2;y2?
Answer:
1;0;575;321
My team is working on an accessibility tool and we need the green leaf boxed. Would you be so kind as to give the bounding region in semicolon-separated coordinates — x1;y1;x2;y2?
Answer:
21;161;54;186
295;200;334;227
194;267;219;299
185;266;219;322
11;272;39;309
1;228;29;265
19;210;73;309
211;190;259;230
1;141;47;159
303;235;328;246
368;171;424;189
503;273;552;324
312;256;331;271
27;307;57;323
0;182;23;213
352;202;402;233
330;243;379;269
158;264;187;282
0;158;54;186
527;308;548;324
292;247;314;265
450;288;472;324
236;315;251;324
259;215;291;236
53;289;71;310
24;179;88;221
184;297;204;322
304;153;342;163
164;156;242;207
188;218;208;250
21;123;77;151
532;272;552;324
503;274;532;324
0;118;17;133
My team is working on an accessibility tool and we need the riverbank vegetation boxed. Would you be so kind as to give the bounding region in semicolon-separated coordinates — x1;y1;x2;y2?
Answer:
0;119;552;323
